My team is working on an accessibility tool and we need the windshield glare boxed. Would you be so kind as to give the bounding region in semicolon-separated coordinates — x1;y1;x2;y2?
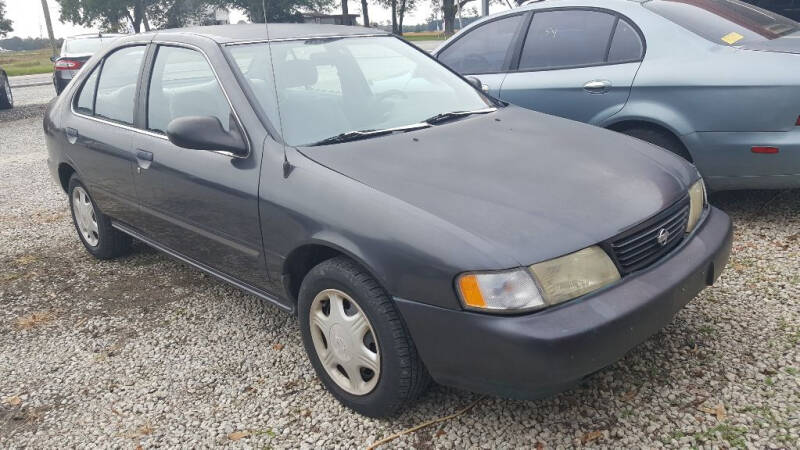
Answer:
228;36;491;146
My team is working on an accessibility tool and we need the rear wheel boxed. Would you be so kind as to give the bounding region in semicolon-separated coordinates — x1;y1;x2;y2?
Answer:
619;126;692;162
298;256;429;417
0;73;13;110
67;175;132;259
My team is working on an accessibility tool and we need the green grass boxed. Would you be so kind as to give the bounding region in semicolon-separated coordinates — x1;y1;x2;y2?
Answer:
0;48;54;77
402;32;448;41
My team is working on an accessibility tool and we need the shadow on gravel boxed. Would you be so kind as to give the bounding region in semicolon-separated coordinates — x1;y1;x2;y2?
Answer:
0;104;48;123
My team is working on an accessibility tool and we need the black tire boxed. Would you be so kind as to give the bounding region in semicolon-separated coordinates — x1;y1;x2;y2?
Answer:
0;73;13;110
298;256;430;417
620;126;693;162
67;174;132;259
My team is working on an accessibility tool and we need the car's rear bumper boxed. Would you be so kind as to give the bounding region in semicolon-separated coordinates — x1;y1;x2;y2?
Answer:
396;206;732;399
685;130;800;190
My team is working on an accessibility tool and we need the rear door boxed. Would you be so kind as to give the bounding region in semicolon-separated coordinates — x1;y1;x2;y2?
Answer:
436;13;528;97
131;43;268;289
62;44;147;225
499;9;644;125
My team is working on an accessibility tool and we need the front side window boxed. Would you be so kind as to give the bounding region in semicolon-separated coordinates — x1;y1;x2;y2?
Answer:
147;46;232;134
228;36;491;146
519;10;617;71
94;45;146;125
438;15;525;74
644;0;799;46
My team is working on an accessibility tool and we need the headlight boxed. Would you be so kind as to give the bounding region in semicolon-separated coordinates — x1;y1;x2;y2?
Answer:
456;246;621;313
686;179;707;232
457;269;545;313
529;246;620;305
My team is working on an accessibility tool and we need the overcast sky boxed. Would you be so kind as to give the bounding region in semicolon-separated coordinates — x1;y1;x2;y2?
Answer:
4;0;513;38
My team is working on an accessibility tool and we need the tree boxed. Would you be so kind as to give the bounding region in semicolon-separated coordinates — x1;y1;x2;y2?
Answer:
219;0;335;23
360;0;369;27
0;0;13;37
56;0;157;33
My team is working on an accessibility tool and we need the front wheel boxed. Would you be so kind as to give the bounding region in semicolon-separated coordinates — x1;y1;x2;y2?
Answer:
67;175;132;259
298;256;429;417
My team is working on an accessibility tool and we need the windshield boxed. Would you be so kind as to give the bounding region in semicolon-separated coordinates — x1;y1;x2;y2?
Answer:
64;37;116;55
227;36;491;146
644;0;800;46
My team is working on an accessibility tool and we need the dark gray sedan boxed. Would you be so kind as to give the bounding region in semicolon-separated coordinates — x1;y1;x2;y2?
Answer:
44;23;732;417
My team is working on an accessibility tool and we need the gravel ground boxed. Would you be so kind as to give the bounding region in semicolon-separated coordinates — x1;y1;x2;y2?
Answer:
0;109;798;449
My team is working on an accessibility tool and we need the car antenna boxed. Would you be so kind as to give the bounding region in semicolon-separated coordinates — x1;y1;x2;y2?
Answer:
262;0;294;177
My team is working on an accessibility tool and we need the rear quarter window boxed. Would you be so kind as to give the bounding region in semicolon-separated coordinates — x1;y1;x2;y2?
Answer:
644;0;800;46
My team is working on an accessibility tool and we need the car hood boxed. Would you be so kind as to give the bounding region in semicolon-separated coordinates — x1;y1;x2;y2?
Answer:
298;106;697;266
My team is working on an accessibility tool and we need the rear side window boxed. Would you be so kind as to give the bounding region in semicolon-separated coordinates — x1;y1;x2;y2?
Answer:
519;10;617;70
438;14;525;74
94;46;146;125
75;66;99;115
147;46;232;134
608;19;644;63
644;0;800;46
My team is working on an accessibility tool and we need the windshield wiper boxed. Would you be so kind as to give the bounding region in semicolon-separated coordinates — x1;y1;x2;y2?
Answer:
306;122;431;146
424;107;497;125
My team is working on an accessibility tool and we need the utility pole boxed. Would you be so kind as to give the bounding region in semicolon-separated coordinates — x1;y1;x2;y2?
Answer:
40;0;58;58
482;0;489;16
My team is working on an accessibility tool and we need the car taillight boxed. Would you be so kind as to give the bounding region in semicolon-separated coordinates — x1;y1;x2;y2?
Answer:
751;146;779;154
54;59;83;70
796;115;800;126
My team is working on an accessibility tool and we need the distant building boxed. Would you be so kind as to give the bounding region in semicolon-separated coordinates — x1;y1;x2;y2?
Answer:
186;7;231;26
301;13;360;26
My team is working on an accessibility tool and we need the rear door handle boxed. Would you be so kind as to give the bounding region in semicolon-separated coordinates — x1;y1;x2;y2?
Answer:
135;149;153;171
583;80;612;94
65;127;78;144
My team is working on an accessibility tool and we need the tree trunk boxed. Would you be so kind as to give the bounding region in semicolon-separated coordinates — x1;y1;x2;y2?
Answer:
342;0;349;25
398;0;406;35
443;0;456;35
361;0;369;27
390;0;398;35
142;11;151;31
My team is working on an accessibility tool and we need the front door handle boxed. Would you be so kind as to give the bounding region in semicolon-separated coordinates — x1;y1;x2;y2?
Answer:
65;127;78;144
583;80;612;94
135;149;153;171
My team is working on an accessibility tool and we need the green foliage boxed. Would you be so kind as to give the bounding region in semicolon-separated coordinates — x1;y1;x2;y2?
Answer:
0;0;13;37
218;0;335;23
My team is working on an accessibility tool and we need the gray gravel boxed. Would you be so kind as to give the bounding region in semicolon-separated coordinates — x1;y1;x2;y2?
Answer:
1;107;798;448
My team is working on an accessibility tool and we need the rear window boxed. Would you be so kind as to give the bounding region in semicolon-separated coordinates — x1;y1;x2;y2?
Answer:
64;37;116;55
644;0;800;46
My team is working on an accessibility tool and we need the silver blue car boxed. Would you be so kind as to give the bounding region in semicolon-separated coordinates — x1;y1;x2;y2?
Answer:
433;0;800;190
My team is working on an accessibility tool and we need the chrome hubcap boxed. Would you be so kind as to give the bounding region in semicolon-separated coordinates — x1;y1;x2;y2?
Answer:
4;79;10;101
72;186;99;246
309;289;380;395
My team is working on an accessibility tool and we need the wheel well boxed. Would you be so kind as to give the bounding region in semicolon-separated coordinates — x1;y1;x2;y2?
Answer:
57;163;76;193
282;244;345;302
607;120;693;162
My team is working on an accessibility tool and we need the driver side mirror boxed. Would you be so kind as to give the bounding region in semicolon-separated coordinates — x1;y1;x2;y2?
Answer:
50;55;56;62
465;76;489;94
166;116;247;156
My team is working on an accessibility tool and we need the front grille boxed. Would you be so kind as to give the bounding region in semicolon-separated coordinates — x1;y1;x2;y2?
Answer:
609;197;690;274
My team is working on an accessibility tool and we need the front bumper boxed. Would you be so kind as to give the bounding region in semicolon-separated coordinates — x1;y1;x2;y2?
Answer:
396;206;732;399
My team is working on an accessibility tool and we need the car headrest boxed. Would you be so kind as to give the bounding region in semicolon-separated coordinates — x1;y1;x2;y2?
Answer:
277;60;318;88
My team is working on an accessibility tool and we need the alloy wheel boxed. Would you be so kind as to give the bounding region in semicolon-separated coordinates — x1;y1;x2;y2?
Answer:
72;186;99;247
309;289;380;395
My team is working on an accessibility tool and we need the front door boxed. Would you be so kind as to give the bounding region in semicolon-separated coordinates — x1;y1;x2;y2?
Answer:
132;44;267;289
499;10;645;125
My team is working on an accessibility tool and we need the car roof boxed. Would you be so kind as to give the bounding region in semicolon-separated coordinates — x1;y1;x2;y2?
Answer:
66;33;127;40
150;23;389;44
